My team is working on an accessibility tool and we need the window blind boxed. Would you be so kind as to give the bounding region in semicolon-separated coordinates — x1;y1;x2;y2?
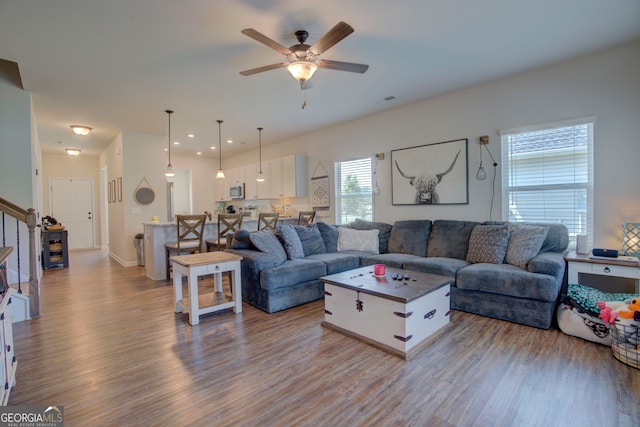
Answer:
501;121;594;249
334;157;373;224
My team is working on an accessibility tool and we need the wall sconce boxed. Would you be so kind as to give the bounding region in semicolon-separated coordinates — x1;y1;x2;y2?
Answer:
70;125;92;135
622;223;640;257
65;148;81;156
476;135;497;180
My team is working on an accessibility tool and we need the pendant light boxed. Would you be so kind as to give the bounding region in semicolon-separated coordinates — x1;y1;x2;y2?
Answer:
256;127;265;182
164;110;175;177
216;119;225;179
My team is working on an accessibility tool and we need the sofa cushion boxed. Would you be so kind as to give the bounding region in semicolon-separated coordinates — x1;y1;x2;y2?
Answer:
231;229;255;250
359;253;425;269
317;222;340;253
466;224;509;264
456;263;560;302
249;229;287;266
337;228;379;254
427;220;479;259
403;257;470;277
260;258;327;290
352;219;393;253
388;220;432;256
277;225;305;260
535;223;569;253
306;252;361;275
294;224;326;256
505;224;549;269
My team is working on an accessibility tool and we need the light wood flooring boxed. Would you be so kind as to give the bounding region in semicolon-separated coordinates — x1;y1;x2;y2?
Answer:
8;250;640;426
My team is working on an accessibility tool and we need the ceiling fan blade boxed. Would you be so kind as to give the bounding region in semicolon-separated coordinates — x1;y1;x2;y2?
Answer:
318;59;369;73
309;22;354;56
241;28;291;56
240;62;288;76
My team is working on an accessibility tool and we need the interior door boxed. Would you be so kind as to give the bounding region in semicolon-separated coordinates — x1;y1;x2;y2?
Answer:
50;178;95;250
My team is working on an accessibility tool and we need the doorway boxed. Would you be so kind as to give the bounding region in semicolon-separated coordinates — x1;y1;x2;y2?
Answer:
50;178;95;250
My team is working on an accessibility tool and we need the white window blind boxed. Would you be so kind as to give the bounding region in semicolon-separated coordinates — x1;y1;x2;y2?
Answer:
501;119;594;249
334;157;373;224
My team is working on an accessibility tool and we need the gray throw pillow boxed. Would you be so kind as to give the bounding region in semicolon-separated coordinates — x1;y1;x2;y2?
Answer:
505;224;550;269
352;219;393;253
294;224;326;256
277;225;305;260
231;229;254;250
388;220;432;256
317;222;339;253
466;224;509;264
249;229;287;266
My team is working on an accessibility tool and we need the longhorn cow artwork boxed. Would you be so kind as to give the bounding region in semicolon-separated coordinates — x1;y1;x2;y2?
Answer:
391;139;468;205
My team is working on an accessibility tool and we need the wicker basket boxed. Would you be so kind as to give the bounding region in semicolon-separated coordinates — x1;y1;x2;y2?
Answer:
609;321;640;369
49;242;63;252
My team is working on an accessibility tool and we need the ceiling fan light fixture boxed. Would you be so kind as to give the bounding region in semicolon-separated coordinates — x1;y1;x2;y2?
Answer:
287;61;317;82
70;125;92;135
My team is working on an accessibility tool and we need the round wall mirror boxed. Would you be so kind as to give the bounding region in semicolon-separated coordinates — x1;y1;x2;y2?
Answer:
135;187;155;205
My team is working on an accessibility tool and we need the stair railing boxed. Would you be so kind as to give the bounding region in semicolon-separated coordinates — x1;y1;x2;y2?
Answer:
0;197;39;318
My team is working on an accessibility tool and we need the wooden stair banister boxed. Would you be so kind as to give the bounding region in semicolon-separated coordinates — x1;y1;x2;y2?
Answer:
0;197;39;319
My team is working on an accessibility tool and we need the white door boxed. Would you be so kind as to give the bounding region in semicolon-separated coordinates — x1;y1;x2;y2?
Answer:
50;178;95;250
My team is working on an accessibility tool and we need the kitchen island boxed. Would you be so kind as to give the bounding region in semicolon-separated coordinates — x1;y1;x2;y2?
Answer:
143;217;296;281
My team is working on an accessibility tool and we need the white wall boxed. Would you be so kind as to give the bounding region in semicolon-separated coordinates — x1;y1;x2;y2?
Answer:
0;74;36;282
224;39;640;250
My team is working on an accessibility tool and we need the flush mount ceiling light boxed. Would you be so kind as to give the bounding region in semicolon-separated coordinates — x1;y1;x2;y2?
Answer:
216;120;225;179
70;125;92;135
65;148;81;156
256;127;265;182
164;110;175;177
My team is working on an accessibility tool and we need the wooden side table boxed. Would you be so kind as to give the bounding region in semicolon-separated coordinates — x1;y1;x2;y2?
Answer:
566;251;640;293
170;251;242;325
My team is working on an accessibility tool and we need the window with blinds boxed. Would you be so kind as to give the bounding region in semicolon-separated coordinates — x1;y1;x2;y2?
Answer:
500;118;594;249
334;157;373;224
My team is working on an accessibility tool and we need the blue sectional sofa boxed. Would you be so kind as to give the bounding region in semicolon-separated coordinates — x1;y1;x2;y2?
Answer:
225;218;569;329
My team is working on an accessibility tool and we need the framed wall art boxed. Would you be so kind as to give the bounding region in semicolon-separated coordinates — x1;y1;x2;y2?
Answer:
117;177;123;202
391;138;468;205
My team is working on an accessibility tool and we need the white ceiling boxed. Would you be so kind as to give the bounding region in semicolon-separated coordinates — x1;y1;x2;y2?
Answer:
1;0;639;158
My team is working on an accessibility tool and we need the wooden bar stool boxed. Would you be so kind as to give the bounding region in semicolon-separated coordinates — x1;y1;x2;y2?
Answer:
206;213;243;251
297;210;316;226
164;214;206;280
258;213;279;231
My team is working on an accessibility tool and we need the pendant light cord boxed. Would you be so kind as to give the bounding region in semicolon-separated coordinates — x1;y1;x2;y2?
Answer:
166;110;173;165
258;127;263;173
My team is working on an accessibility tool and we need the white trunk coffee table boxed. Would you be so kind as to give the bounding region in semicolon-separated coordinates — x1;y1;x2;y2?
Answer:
321;266;452;359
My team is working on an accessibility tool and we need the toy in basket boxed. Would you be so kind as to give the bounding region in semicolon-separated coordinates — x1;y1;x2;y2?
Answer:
598;299;640;369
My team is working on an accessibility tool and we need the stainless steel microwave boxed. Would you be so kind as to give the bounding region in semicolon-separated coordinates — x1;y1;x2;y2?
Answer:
230;184;244;199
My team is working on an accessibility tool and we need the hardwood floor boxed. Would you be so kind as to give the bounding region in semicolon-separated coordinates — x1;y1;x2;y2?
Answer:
8;250;640;426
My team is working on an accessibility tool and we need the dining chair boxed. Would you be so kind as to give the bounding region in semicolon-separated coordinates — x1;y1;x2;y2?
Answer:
258;212;279;231
297;210;316;226
206;213;244;251
164;214;206;280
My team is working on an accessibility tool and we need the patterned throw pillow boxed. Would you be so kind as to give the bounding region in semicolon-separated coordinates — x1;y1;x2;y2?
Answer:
249;229;287;266
337;228;380;254
466;224;509;264
277;225;305;260
505;224;549;269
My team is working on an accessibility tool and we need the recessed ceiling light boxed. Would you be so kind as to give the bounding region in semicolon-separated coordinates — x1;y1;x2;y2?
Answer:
173;141;180;145
196;152;202;155
227;139;233;144
65;148;81;156
210;146;216;150
188;134;195;138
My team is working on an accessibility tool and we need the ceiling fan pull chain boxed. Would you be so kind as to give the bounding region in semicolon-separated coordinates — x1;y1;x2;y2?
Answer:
301;83;307;109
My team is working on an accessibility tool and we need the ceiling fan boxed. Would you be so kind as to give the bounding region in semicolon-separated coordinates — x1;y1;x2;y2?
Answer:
239;21;369;86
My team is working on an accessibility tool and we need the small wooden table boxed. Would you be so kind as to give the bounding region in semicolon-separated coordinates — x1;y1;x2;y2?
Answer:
170;252;243;325
321;266;453;359
566;251;640;293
